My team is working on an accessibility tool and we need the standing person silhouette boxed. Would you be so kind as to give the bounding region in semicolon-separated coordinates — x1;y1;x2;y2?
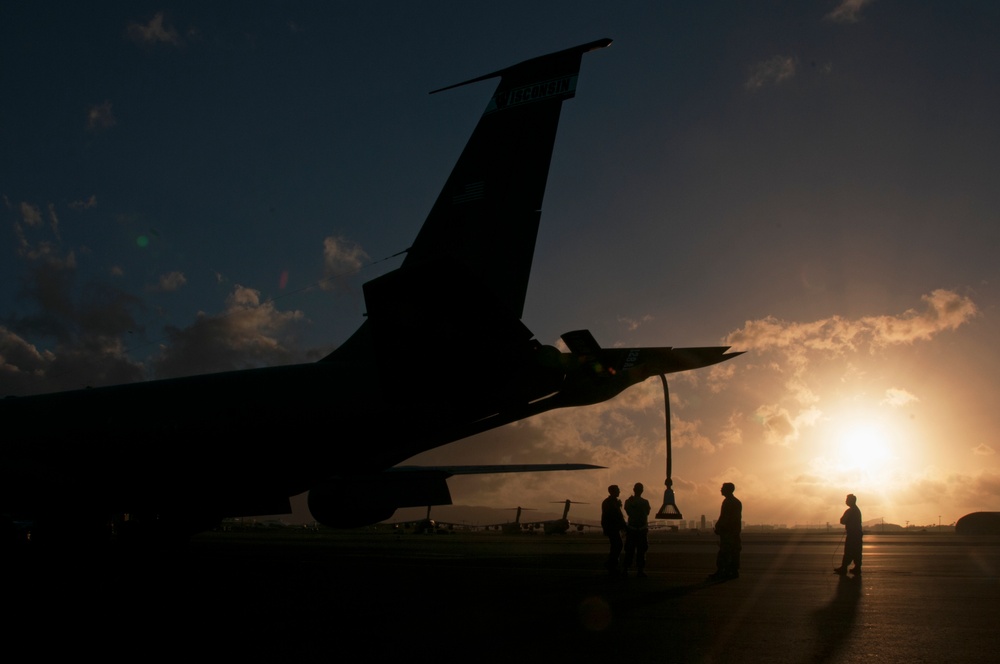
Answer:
623;483;650;577
601;485;627;575
834;494;863;575
709;482;742;581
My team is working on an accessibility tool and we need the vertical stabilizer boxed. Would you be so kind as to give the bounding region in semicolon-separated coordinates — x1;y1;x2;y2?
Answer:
394;39;612;321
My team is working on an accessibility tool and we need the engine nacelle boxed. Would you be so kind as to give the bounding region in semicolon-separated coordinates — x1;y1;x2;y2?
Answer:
307;471;453;528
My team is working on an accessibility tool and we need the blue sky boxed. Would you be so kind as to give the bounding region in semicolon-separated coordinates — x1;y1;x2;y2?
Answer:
3;1;999;526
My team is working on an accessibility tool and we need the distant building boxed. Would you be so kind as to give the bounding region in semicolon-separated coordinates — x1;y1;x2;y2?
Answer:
956;512;1000;536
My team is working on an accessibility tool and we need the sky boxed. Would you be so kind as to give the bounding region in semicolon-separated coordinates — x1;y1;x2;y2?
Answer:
3;1;999;528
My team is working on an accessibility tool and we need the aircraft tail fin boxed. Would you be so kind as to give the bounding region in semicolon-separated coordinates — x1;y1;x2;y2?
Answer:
400;38;612;320
323;41;609;377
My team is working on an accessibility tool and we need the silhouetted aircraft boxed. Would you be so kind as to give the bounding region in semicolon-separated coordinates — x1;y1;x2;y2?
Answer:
529;500;592;534
381;501;497;534
548;500;597;534
383;506;451;534
1;38;741;544
482;507;538;534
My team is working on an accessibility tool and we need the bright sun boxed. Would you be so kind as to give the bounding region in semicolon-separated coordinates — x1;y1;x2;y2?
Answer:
832;418;896;474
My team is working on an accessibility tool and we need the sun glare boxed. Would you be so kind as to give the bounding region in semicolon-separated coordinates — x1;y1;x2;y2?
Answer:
806;399;910;492
832;417;896;475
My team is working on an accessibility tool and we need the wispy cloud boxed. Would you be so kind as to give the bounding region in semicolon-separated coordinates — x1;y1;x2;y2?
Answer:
745;56;797;91
618;314;654;332
825;0;875;24
882;387;918;407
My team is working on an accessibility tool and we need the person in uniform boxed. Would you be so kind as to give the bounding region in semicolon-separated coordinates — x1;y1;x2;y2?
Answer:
601;485;627;574
710;482;742;581
623;482;651;577
834;493;863;575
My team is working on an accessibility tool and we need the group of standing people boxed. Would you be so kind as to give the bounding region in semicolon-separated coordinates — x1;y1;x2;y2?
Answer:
602;481;742;580
602;482;862;581
601;483;650;576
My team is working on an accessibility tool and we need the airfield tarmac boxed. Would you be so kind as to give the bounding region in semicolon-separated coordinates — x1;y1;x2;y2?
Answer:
10;529;1000;663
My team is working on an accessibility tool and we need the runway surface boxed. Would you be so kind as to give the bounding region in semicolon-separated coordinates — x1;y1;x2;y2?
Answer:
10;529;1000;662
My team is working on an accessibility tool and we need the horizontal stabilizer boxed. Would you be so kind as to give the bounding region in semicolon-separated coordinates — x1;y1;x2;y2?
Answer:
561;329;602;355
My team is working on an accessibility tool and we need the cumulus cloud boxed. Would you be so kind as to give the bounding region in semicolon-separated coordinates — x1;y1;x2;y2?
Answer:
1;213;310;394
0;327;55;395
721;290;976;447
321;235;369;290
481;376;722;474
745;56;797;91
882;387;918;407
19;202;42;227
126;12;181;46
70;195;98;210
0;325;144;395
46;203;61;241
86;101;116;131
1;204;148;394
148;271;187;293
973;444;995;456
725;290;977;354
753;403;824;446
717;411;745;447
826;0;874;24
149;285;307;378
8;242;141;347
887;469;1000;524
12;201;62;249
618;314;654;332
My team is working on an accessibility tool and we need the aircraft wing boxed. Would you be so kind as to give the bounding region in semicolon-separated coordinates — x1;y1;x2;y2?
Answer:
386;463;604;476
569;521;601;531
308;464;602;529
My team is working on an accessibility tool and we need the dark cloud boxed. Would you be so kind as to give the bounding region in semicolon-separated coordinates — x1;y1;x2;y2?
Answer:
1;207;145;394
